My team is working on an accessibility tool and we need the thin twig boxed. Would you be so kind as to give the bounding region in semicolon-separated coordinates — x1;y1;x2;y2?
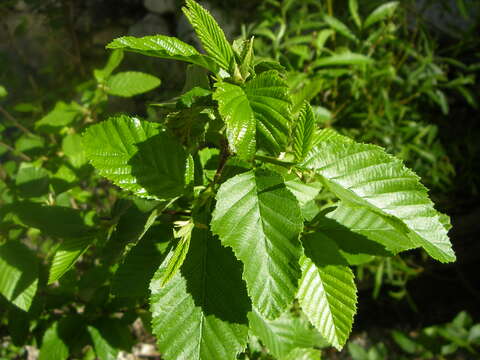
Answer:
0;106;34;136
214;138;230;184
0;140;32;161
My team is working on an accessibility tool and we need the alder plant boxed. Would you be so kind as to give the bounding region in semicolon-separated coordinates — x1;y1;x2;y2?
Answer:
0;0;456;359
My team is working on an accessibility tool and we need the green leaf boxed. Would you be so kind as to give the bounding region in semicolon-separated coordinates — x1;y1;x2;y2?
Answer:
293;102;316;162
323;15;357;42
83;115;188;200
112;225;171;298
284;174;322;221
15;163;49;198
249;310;327;359
87;319;134;360
107;35;218;72
8;202;92;238
214;70;291;157
364;1;400;28
39;322;69;360
283;348;323;360
150;222;251;360
106;71;161;97
48;237;93;284
213;81;256;158
324;202;417;255
297;233;357;350
62;133;87;168
0;85;7;98
39;317;85;360
301;130;456;263
0;241;39;311
183;0;234;71
211;169;303;319
36;101;80;132
349;0;362;28
312;53;373;68
94;49;124;81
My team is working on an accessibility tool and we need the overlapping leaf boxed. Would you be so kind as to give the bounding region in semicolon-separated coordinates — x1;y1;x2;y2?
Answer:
183;0;234;71
213;81;256;158
301;130;455;263
107;35;218;72
297;233;357;350
112;226;171;298
249;310;326;359
211;169;303;319
83;115;188;200
214;70;291;157
324;202;417;255
150;224;250;360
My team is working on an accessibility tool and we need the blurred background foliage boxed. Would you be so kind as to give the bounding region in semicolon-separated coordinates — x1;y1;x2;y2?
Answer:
0;0;479;359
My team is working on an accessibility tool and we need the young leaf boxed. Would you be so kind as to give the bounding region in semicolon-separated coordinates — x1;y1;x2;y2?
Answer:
62;133;87;169
364;1;400;28
301;130;456;263
348;0;362;28
150;223;251;360
297;233;357;350
323;15;358;42
183;0;234;71
248;310;327;359
48;236;93;284
107;35;218;72
94;49;124;81
293;102;316;162
157;220;194;287
213;81;256;159
211;169;303;319
0;241;39;311
83;115;189;200
106;71;161;97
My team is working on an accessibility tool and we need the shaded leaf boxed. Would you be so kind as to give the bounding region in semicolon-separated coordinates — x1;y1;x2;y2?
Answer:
150;222;250;360
112;225;171;298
